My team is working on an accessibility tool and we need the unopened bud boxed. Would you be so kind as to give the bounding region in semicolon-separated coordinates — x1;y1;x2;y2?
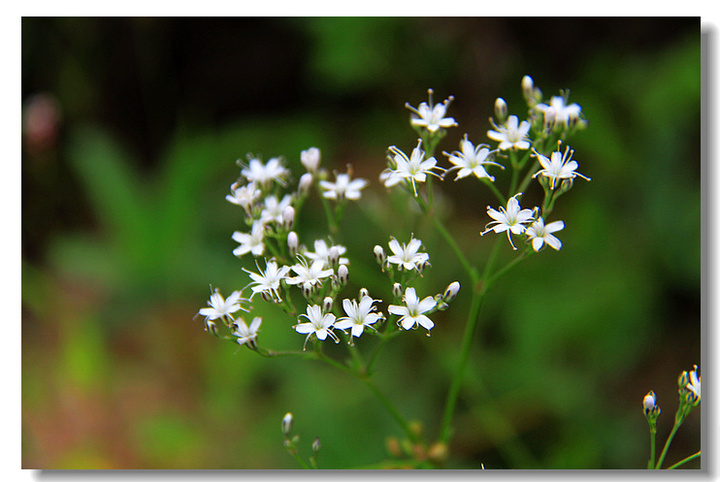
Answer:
337;264;349;285
442;281;460;302
543;107;556;131
287;232;299;257
358;287;369;299
521;75;534;102
282;412;293;436
392;283;403;299
282;205;295;230
328;246;341;270
643;390;658;415
312;437;321;454
204;320;219;336
301;147;321;173
373;245;386;267
322;296;334;313
298;172;313;194
494;97;508;123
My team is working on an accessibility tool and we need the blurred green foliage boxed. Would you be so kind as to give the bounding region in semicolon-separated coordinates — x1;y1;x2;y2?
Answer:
22;18;700;469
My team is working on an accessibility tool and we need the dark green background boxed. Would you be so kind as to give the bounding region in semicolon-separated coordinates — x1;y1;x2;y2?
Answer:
22;17;701;469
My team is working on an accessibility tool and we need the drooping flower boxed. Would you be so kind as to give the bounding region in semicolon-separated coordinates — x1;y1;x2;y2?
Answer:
405;88;457;133
198;288;247;324
334;295;384;339
382;139;445;196
532;142;591;190
232;220;266;257
386;235;429;271
243;259;291;301
487;115;531;151
443;135;504;181
320;172;368;201
285;258;334;291
294;304;339;349
231;316;262;347
388;287;436;332
240;156;289;187
525;218;565;252
480;193;536;250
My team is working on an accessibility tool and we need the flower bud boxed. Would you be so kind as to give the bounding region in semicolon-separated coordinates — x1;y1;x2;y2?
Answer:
323;296;334;313
442;281;461;303
287;231;299;257
337;264;349;285
328;246;341;270
494;97;508;123
643;390;657;415
282;412;293;436
312;437;321;454
392;283;403;299
543;106;557;132
301;147;321;173
373;245;386;267
204;320;219;337
522;75;534;103
282;205;295;230
298;172;313;194
358;287;369;299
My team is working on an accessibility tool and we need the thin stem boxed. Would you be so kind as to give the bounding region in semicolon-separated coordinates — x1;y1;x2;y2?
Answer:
647;420;657;469
655;421;682;469
667;450;701;470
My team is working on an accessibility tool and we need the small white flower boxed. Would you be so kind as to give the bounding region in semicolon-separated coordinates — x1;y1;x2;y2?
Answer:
487;115;531;151
388;287;436;332
260;194;294;225
231;316;262;347
198;288;247;323
405;88;457;133
294;304;339;349
443;135;504;181
304;239;349;269
241;156;289;187
383;139;445;196
286;258;334;291
532;142;591;190
525;218;564;252
386;235;429;271
320;172;368;201
535;95;582;128
301;147;321;172
334;295;384;339
480;193;536;250
232;220;266;257
687;365;701;403
225;182;261;211
244;259;291;301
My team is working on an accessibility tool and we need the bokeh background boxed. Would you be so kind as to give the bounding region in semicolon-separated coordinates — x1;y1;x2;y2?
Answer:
21;17;701;469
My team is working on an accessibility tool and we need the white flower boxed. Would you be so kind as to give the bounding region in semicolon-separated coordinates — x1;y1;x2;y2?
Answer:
320;172;368;201
535;95;582;127
687;366;701;403
294;304;339;349
334;295;383;339
241;157;289;187
405;88;457;133
525;218;565;252
480;193;536;250
231;316;262;347
301;147;321;172
443;135;504;181
198;288;246;323
225;182;261;211
532;143;591;190
260;194;294;224
304;239;349;268
386;235;429;271
487;115;531;151
643;391;657;414
388;287;436;332
286;258;334;291
232;220;266;257
244;259;291;301
383;139;445;196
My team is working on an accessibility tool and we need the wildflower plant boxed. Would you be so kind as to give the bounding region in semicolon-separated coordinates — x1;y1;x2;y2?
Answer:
196;76;682;469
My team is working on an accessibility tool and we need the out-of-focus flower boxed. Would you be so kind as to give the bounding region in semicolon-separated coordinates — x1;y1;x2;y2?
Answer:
198;288;247;323
231;316;262;348
405;88;457;133
232;220;266;257
241;156;290;187
487;115;532;151
320;172;368;201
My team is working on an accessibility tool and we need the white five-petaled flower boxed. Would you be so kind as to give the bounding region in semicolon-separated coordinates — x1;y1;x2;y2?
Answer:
334;295;384;339
243;259;291;301
260;194;294;225
687;365;701;403
535;95;582;128
198;288;246;323
382;139;445;196
388;287;437;332
320;172;368;201
443;135;504;181
226;182;261;212
240;156;289;187
304;239;349;268
480;193;536;250
294;304;339;349
487;115;532;151
386;235;429;271
525;218;565;252
405;88;457;133
232;220;265;257
532;142;591;190
231;316;262;347
285;258;334;291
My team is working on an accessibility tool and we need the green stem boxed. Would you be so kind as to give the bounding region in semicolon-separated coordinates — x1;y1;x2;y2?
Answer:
667;450;701;470
647;420;657;469
655;421;683;469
